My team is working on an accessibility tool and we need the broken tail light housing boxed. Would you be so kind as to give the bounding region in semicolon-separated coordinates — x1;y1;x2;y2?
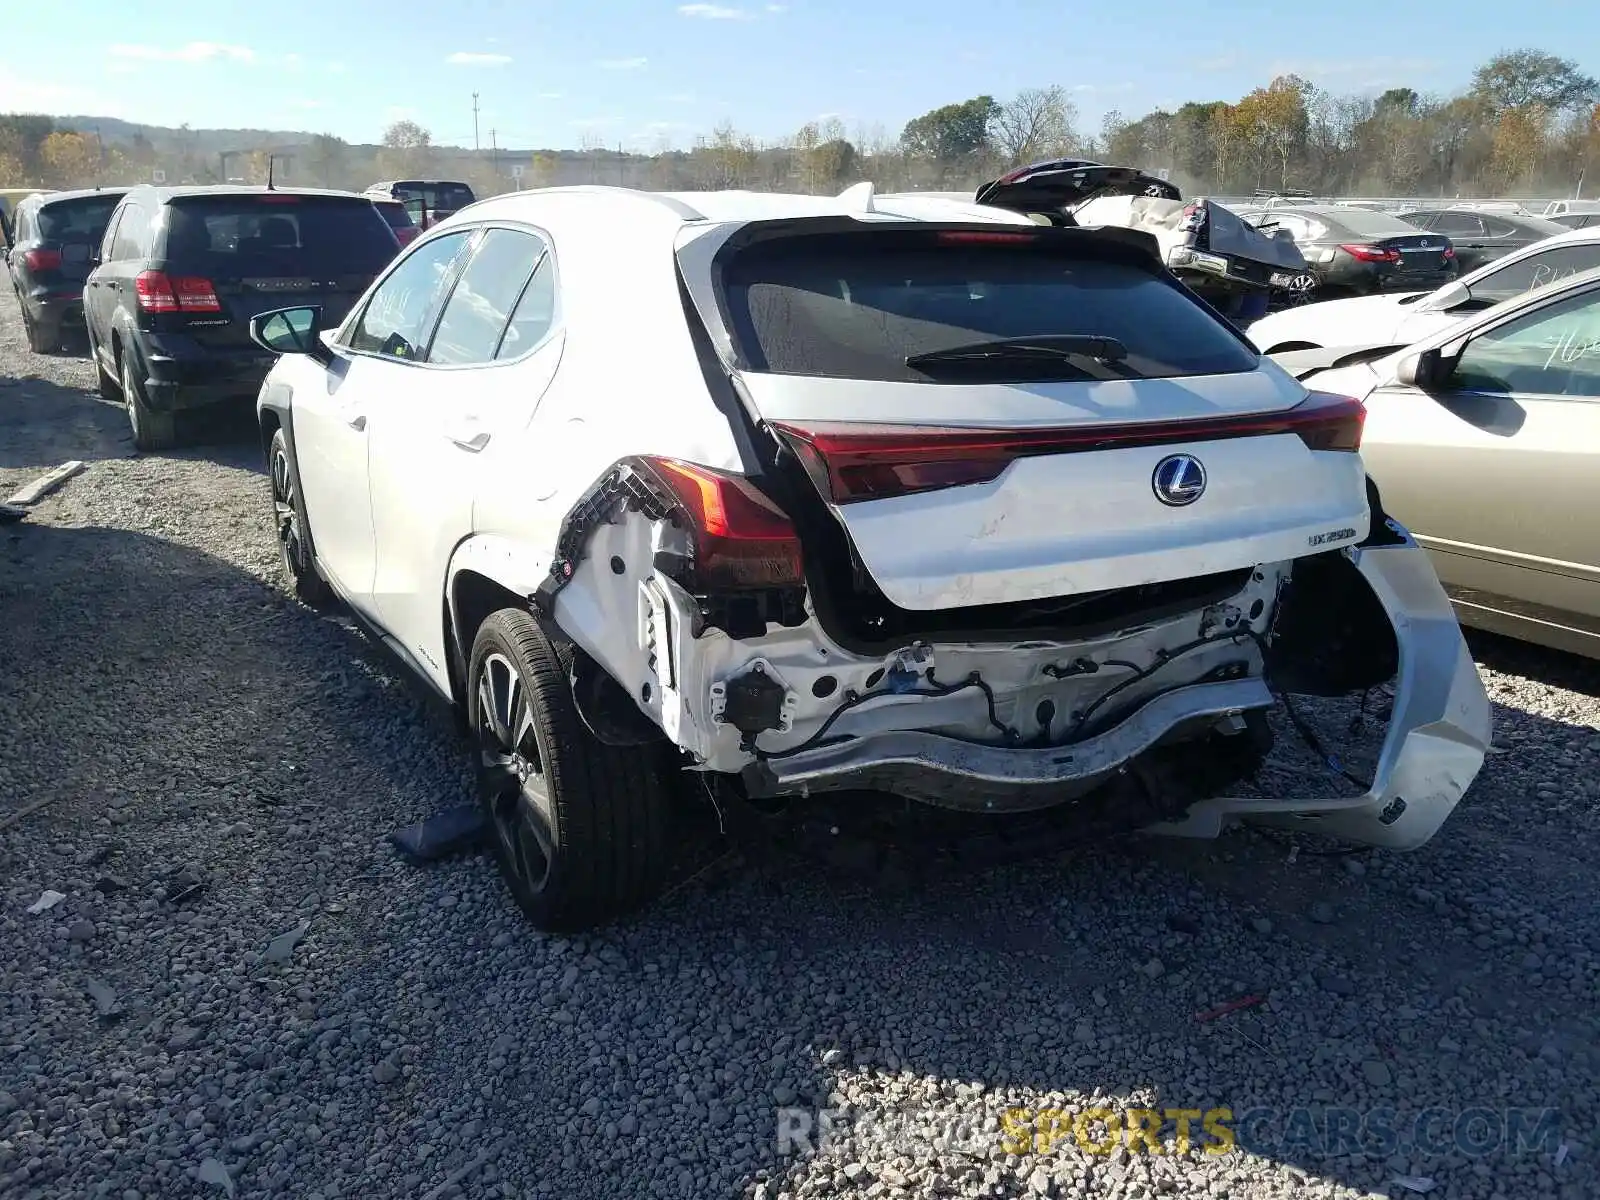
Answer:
635;457;805;590
773;391;1366;505
135;271;221;314
1340;243;1401;264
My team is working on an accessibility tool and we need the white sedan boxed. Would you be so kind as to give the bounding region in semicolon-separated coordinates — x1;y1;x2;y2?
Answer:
249;183;1489;930
1248;226;1600;353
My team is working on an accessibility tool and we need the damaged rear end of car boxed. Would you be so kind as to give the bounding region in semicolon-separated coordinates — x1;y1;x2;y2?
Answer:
540;214;1490;848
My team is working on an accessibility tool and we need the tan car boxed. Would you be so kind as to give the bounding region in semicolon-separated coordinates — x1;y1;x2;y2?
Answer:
1273;264;1600;659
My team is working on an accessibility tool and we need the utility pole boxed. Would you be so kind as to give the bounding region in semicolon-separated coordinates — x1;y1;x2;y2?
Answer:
490;128;498;179
473;93;481;152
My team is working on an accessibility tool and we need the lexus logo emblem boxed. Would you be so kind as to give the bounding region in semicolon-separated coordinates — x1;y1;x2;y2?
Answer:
1152;454;1207;506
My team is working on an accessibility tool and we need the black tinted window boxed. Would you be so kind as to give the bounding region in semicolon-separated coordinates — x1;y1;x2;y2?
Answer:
376;203;414;230
346;231;471;360
428;229;547;365
393;183;474;212
1426;211;1483;236
161;197;398;274
36;197;120;242
1471;244;1600;303
722;234;1257;382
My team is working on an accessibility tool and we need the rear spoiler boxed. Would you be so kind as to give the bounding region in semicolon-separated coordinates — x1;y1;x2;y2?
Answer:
1268;344;1409;380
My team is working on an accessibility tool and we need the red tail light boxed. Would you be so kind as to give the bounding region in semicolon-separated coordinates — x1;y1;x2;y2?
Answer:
395;226;420;245
1443;246;1456;260
135;270;221;314
21;248;62;271
1340;243;1400;263
772;391;1366;505
637;457;804;589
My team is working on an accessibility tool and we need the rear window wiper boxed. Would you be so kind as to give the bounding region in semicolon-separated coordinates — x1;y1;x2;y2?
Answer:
906;334;1129;370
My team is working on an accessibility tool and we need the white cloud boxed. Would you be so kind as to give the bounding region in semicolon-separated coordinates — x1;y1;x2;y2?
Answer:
108;41;256;63
678;3;750;17
766;2;788;9
596;56;648;70
537;91;564;100
446;51;513;66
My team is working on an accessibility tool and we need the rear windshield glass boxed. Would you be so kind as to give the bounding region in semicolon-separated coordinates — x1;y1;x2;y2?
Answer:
1324;209;1426;237
720;234;1259;382
393;183;474;212
161;197;398;274
37;197;120;241
375;202;415;229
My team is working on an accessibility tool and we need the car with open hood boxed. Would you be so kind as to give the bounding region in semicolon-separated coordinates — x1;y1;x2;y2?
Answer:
249;183;1490;931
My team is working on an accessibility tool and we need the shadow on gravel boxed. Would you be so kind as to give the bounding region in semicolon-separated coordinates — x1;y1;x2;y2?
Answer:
1467;628;1600;698
625;686;1597;1198
0;371;129;475
5;515;1593;1199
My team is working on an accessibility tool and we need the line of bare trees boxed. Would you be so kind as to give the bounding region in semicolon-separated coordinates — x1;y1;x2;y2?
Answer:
3;48;1596;200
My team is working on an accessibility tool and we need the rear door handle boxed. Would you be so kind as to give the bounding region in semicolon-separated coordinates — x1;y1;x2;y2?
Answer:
348;414;368;432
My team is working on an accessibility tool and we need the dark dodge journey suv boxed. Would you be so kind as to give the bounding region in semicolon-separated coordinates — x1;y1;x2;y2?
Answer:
86;185;400;450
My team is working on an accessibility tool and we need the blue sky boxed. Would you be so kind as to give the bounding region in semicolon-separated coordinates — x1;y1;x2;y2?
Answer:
2;0;1594;150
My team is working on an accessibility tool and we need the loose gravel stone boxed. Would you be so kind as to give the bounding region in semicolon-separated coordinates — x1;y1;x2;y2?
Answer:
0;302;1596;1200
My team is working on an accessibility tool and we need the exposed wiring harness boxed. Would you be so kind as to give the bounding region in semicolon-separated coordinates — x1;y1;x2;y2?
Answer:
749;669;1015;761
749;620;1383;809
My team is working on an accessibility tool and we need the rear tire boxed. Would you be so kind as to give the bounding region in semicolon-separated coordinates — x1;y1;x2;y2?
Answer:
468;609;670;932
89;329;121;401
19;302;53;354
122;352;179;453
268;427;333;607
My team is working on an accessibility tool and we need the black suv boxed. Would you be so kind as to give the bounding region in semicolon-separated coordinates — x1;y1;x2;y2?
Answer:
3;187;127;353
85;185;400;450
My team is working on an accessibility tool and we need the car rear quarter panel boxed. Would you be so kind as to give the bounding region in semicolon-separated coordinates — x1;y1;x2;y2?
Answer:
456;193;748;676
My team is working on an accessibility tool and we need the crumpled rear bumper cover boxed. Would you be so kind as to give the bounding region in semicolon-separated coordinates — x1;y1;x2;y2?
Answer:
742;532;1491;849
1151;532;1492;849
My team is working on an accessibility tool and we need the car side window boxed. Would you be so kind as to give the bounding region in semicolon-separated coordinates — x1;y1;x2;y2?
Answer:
111;204;145;261
1449;288;1600;399
495;254;557;360
1433;212;1486;237
345;231;472;361
426;228;547;366
99;209;124;261
1471;244;1600;305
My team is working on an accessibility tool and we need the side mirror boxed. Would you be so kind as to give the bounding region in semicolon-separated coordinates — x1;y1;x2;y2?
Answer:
1427;279;1470;312
249;306;334;367
1394;348;1441;389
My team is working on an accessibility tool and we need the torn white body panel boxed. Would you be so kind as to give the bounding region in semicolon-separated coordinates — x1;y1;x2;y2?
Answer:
1149;528;1492;849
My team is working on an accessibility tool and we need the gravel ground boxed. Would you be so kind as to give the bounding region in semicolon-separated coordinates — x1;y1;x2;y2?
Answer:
1;302;1596;1200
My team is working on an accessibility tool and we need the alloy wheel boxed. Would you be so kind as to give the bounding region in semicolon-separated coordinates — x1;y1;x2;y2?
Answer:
122;359;141;439
475;651;554;892
270;447;305;575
